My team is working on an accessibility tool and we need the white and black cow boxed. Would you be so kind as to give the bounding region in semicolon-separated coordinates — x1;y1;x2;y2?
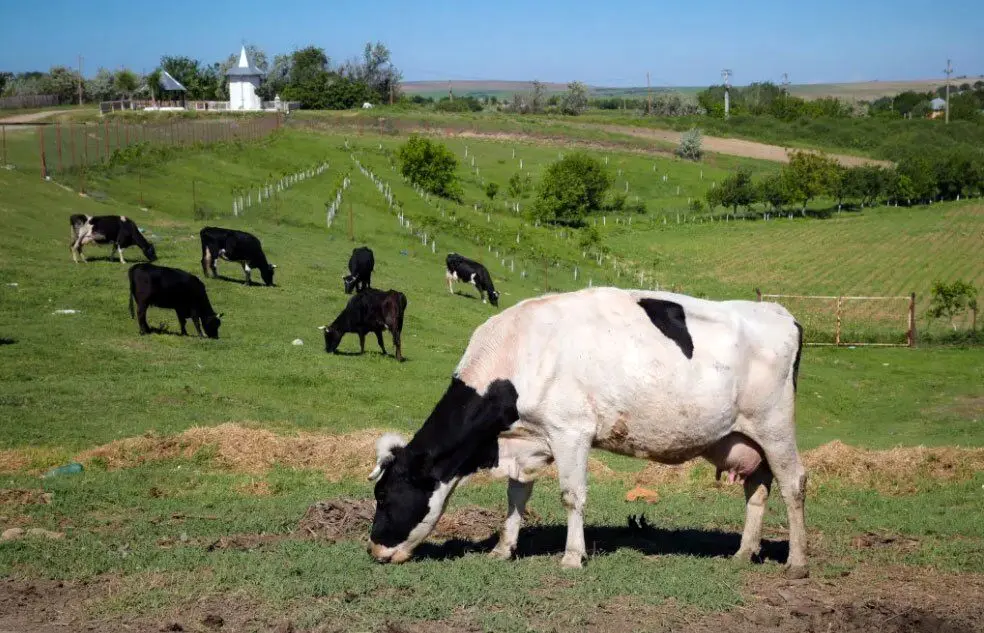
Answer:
128;263;222;338
367;287;809;578
70;214;157;264
344;246;375;294
200;227;277;286
446;253;499;307
319;288;408;362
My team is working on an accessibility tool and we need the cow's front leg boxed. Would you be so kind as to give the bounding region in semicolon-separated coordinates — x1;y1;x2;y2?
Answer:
490;478;534;560
358;332;366;353
191;316;204;337
117;245;127;264
446;272;454;294
243;264;252;286
552;433;590;569
177;311;189;336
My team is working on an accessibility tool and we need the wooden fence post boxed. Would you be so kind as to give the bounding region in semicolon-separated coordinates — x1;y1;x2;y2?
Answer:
543;259;549;293
38;126;47;179
835;296;843;346
907;292;917;347
1;125;6;166
56;123;63;175
104;119;110;159
755;287;762;302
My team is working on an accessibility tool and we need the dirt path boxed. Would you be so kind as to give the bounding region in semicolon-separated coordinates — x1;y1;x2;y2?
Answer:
571;122;891;167
0;110;60;125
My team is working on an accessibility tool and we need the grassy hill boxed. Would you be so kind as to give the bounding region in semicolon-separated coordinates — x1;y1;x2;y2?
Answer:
1;126;983;631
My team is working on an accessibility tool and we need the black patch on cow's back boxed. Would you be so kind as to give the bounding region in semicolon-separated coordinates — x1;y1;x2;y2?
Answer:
637;299;694;359
792;321;803;392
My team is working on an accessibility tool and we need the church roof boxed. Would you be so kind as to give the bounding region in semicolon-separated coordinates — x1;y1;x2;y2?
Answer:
158;70;186;92
226;46;264;78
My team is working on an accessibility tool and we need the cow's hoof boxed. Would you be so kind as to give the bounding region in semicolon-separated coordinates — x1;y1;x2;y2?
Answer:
733;547;756;563
786;564;809;580
488;546;513;561
560;551;584;569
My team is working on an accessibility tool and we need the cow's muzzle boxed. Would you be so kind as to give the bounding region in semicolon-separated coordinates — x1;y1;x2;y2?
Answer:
368;541;411;564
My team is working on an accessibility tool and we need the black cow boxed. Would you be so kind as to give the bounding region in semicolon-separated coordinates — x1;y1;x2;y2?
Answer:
200;227;277;286
446;253;499;307
128;263;222;338
319;289;407;361
70;214;157;264
343;246;375;294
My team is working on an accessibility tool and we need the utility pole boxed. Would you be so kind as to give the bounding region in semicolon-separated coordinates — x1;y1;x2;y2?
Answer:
389;82;394;106
77;55;84;105
646;71;652;115
448;80;453;102
721;69;732;118
944;59;953;124
781;72;790;92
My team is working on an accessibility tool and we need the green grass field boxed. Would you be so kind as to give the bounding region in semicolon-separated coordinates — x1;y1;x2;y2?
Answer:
1;126;983;632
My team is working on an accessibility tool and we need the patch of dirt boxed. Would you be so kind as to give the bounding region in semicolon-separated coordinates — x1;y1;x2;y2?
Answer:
434;506;503;542
851;531;920;552
0;489;52;505
234;480;272;496
294;498;376;542
925;395;984;420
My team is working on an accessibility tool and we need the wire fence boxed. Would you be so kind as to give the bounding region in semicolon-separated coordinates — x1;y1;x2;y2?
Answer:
758;290;916;346
0;114;282;187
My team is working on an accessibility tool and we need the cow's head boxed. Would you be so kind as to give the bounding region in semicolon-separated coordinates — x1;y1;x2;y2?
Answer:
488;289;500;308
143;243;158;262
318;325;343;353
261;263;277;286
367;433;454;564
203;313;222;339
342;274;357;294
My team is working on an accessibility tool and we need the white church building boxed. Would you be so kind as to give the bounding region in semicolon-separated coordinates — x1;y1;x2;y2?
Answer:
226;46;265;111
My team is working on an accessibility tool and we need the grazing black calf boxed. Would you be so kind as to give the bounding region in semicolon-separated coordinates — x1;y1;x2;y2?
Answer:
343;246;375;294
199;226;277;286
70;214;157;263
128;263;222;338
446;253;499;307
320;289;407;361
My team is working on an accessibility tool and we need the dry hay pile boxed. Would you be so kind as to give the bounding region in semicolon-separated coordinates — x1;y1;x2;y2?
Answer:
635;440;984;494
76;423;382;481
295;498;376;541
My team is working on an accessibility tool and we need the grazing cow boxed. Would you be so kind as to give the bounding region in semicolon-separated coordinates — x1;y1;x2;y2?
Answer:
319;289;407;361
343;246;375;294
199;227;277;286
128;263;222;338
446;253;499;307
70;214;157;264
367;287;809;578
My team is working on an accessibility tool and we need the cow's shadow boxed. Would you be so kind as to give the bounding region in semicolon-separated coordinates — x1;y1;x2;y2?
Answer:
451;291;479;301
413;520;788;565
208;274;251;285
0;338;15;346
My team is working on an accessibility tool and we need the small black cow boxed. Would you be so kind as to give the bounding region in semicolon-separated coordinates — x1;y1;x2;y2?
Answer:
446;253;499;307
200;227;277;286
343;246;375;294
319;289;407;361
70;214;157;264
128;263;222;338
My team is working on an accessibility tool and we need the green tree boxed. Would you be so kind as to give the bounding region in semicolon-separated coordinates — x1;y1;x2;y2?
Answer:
717;167;757;214
560;81;589;115
508;172;533;198
397;135;462;201
324;76;371;109
783;150;837;214
757;172;792;213
260;54;291;100
928;280;978;331
675;127;703;161
41;66;83;104
530;80;547;114
532;152;611;225
344;41;401;103
86;68;117;102
282;46;331;109
160;56;205;98
485;182;499;202
114;69;139;99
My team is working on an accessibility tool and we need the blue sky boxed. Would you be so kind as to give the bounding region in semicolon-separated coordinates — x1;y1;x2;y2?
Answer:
2;0;982;86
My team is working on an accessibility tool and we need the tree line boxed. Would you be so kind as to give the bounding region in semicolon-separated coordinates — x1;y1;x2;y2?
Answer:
0;41;401;109
707;149;984;216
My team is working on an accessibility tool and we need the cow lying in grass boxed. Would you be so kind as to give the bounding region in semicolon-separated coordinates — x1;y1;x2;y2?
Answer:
70;214;157;264
320;288;407;361
366;287;808;578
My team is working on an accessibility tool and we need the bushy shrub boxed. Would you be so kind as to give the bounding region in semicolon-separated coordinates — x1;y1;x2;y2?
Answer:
531;152;611;225
507;172;534;198
397;135;462;201
675;128;703;161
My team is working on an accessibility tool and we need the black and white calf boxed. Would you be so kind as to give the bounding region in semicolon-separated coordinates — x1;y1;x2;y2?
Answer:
368;287;809;578
128;263;222;338
343;246;375;294
445;253;499;307
319;288;407;362
70;214;157;264
199;227;277;286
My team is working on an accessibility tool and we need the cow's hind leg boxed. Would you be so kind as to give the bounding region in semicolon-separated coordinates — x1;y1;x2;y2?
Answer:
136;303;151;335
374;330;387;355
117;244;126;264
358;332;366;354
191;316;204;337
177;310;189;336
490;479;534;560
734;466;773;562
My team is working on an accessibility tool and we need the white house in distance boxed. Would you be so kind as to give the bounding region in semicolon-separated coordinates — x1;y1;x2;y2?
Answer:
226;46;264;111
